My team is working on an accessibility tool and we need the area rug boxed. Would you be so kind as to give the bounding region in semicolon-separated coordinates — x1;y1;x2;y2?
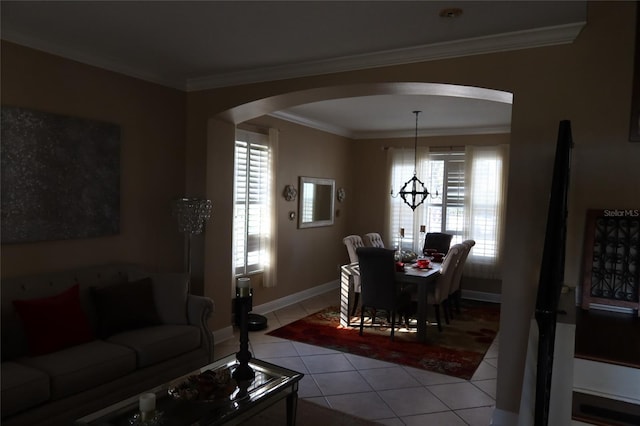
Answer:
267;300;500;380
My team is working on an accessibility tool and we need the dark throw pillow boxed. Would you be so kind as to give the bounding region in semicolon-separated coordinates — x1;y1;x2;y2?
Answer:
90;277;162;338
12;284;94;356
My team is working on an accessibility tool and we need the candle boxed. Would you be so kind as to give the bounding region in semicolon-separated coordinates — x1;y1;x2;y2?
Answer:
420;225;426;233
237;277;251;298
139;393;155;413
399;228;405;238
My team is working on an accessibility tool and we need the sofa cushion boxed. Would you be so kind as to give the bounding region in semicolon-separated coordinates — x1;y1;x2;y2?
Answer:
90;277;162;338
149;273;189;325
107;325;201;368
12;284;94;356
1;361;50;418
17;340;136;400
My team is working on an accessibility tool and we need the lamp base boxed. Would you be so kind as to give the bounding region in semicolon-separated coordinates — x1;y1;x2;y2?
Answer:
247;313;268;331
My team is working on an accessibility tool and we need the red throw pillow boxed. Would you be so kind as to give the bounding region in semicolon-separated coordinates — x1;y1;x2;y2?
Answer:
13;284;94;356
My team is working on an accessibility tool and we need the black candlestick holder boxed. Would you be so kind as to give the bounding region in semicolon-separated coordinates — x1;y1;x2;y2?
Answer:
232;290;255;382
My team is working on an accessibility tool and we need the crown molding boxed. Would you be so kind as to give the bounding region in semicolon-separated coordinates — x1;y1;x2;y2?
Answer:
2;21;584;92
354;125;511;140
269;111;353;138
187;22;585;91
270;111;510;140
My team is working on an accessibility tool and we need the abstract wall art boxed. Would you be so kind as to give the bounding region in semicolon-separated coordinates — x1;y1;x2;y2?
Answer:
1;106;121;243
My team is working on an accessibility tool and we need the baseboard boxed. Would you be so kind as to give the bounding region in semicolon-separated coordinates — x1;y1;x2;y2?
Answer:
462;289;501;303
251;279;339;315
212;279;339;343
212;325;234;344
588;303;636;315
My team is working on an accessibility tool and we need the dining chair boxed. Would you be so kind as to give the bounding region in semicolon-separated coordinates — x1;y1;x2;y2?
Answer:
343;235;365;316
356;247;411;341
428;243;464;332
423;232;453;255
448;240;476;317
363;232;385;248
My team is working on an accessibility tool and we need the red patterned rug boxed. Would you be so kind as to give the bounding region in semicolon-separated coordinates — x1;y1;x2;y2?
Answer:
267;300;499;380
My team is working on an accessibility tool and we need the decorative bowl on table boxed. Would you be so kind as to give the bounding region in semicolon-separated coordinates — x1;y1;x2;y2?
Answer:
395;250;417;263
168;368;237;401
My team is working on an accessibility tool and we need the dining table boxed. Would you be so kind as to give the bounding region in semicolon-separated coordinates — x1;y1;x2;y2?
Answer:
339;261;442;343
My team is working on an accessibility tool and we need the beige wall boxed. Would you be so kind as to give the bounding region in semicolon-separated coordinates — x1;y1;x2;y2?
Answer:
2;1;638;418
0;41;187;277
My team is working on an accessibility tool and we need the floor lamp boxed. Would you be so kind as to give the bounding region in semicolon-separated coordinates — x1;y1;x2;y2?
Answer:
172;197;212;292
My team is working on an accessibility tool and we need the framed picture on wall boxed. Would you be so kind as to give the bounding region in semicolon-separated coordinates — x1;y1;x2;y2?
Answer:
1;106;121;243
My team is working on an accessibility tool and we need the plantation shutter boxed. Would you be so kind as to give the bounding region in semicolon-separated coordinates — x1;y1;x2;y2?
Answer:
233;130;270;275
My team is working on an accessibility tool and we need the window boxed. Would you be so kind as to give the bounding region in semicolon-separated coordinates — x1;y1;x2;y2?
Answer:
424;152;465;245
389;149;465;251
388;145;508;279
233;129;272;276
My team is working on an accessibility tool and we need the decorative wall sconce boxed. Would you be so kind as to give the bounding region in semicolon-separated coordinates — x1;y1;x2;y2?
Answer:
288;211;296;221
337;187;346;203
283;184;297;201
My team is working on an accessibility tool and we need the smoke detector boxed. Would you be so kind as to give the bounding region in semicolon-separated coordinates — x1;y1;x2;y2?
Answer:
439;8;463;18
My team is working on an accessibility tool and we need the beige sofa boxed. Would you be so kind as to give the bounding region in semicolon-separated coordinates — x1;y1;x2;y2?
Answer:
1;264;214;426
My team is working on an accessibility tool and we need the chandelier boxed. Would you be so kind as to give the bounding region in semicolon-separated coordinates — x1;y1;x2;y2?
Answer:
391;111;434;211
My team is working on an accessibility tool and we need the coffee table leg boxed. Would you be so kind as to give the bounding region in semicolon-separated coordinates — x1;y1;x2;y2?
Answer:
286;390;299;426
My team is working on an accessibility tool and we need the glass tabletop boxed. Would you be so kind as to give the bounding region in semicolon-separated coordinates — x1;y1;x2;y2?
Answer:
75;354;303;426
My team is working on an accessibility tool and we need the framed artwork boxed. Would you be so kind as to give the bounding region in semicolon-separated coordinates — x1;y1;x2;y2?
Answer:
580;209;640;315
1;106;121;243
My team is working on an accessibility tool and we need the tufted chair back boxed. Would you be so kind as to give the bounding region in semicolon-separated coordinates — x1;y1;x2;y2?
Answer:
363;232;385;248
343;235;365;264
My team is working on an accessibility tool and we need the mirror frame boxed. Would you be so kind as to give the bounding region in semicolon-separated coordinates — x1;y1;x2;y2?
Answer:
298;176;335;228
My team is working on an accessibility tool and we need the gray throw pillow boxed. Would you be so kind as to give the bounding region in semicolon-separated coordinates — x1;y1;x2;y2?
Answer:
148;273;189;325
90;277;162;338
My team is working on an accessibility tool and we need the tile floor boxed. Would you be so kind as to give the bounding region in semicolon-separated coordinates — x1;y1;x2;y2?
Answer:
215;288;499;425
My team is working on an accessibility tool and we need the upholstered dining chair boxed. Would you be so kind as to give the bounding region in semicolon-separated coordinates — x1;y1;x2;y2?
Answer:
363;232;385;248
427;243;464;332
356;247;410;341
343;235;365;316
448;240;476;317
423;232;453;255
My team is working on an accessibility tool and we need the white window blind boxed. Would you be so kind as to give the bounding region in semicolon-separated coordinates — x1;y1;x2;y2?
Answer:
233;130;271;276
425;151;465;246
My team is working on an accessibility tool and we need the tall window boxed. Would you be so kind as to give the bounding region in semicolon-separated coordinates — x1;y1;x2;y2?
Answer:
424;151;465;244
388;145;508;279
233;129;272;277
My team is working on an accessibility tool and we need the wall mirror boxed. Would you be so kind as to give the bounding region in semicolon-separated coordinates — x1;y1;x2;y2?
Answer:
298;176;335;228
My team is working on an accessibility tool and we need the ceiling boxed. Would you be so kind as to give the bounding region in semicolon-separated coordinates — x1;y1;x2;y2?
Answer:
1;1;587;138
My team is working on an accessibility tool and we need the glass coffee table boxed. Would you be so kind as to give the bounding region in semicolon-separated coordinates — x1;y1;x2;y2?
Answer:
75;354;304;426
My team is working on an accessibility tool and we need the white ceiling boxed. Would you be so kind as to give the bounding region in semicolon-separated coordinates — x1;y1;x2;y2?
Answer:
1;1;587;138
